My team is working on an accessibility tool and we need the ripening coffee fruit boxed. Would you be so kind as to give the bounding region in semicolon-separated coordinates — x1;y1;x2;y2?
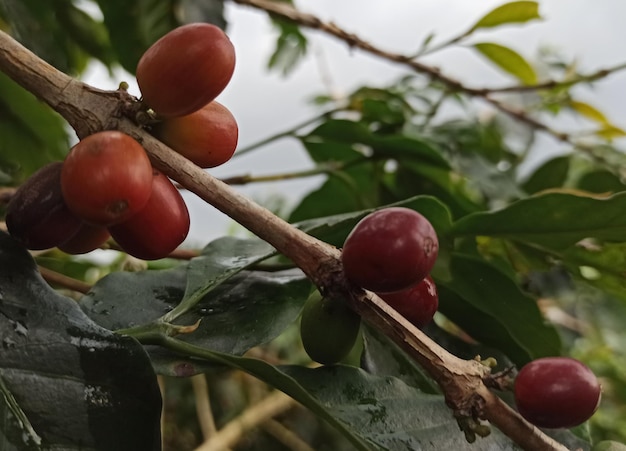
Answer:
154;101;238;168
136;23;236;118
61;131;154;226
109;169;190;260
58;223;110;255
514;357;601;429
378;275;438;328
299;291;361;365
6;162;82;250
341;207;438;293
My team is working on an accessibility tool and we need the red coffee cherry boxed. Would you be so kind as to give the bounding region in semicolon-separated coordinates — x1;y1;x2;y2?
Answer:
61;131;153;226
154;101;238;168
6;162;82;250
378;275;438;328
136;23;236;118
514;357;601;429
109;170;190;260
341;207;438;293
58;223;110;255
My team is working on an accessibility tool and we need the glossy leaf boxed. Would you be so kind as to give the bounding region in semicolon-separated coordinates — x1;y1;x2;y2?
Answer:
473;42;537;85
450;192;626;250
178;0;226;28
80;237;311;357
97;0;178;73
304;119;449;168
561;242;626;301
182;237;276;305
521;155;570;194
0;73;69;183
55;1;115;67
470;1;541;31
282;365;522;450
439;254;561;364
0;231;161;450
361;326;440;394
0;0;87;74
577;170;626;194
290;140;379;222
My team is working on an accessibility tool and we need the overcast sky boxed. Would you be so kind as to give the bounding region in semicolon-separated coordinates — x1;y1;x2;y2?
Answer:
84;0;626;247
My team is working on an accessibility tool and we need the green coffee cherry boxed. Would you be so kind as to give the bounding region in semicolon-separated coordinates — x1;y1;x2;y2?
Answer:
300;291;361;365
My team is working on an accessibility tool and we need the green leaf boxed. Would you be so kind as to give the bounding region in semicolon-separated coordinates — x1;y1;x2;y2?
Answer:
577;170;626;194
0;0;87;74
570;100;609;124
178;0;226;28
289;140;380;222
304;119;450;168
439;254;561;365
182;237;276;303
268;18;307;76
361;326;440;394
280;365;521;450
456;153;523;202
289;174;375;223
0;72;69;183
390;161;483;218
450;192;626;250
154;339;525;451
80;237;311;357
0;231;161;450
521;155;570;194
97;0;178;73
561;242;626;301
473;42;537;85
470;1;541;31
54;1;115;67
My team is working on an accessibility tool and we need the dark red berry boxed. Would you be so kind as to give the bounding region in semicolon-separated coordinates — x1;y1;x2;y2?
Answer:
514;357;601;429
341;207;438;293
378;275;438;328
109;170;190;260
6;162;82;250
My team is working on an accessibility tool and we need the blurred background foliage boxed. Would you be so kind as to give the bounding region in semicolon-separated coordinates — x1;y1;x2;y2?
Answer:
1;0;626;449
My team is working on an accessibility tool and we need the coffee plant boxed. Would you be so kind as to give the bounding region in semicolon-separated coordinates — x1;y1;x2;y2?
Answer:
1;1;626;450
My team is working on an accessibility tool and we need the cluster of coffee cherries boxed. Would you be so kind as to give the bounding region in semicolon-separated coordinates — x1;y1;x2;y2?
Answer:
341;206;440;327
300;207;439;365
6;23;238;260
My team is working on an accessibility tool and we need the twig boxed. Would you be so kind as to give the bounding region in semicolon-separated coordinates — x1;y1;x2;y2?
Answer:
0;30;569;451
38;265;92;294
195;390;295;451
262;418;315;451
228;0;623;148
220;161;346;185
157;375;167;451
233;108;339;158
191;374;220;441
484;62;626;93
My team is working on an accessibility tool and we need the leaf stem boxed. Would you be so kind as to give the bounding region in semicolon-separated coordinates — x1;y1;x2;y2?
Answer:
233;108;339;158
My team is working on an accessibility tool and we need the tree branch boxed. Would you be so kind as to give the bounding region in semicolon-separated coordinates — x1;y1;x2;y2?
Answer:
228;0;623;148
0;30;567;451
